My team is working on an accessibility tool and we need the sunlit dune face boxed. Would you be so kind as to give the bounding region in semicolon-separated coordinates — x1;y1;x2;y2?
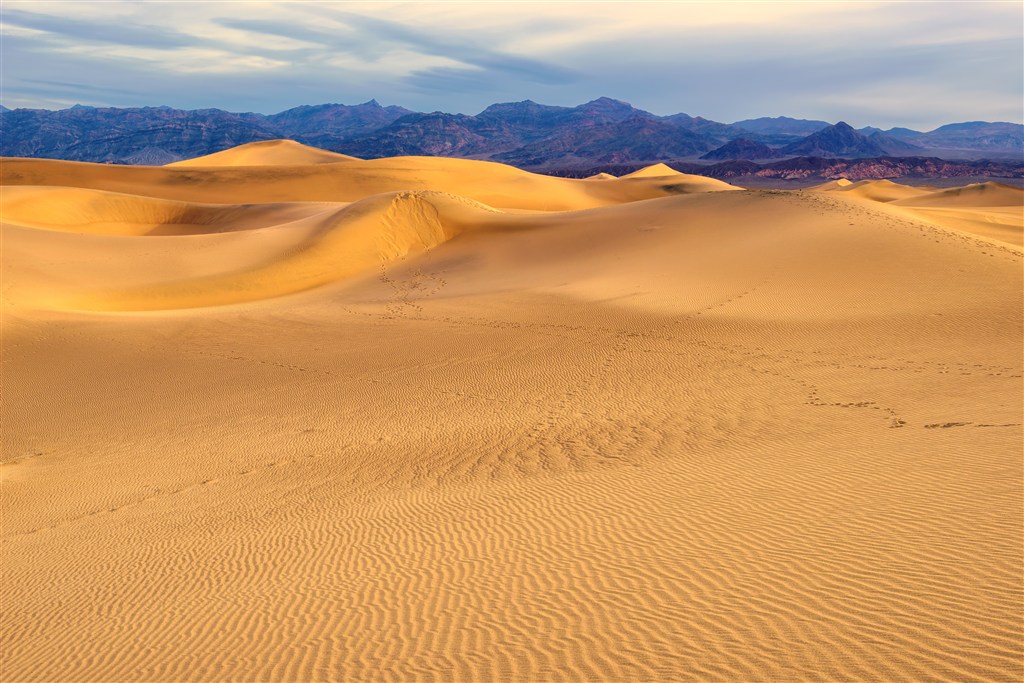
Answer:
2;146;1021;682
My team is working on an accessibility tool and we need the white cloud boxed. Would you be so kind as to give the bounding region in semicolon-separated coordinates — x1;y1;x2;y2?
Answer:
0;0;1020;128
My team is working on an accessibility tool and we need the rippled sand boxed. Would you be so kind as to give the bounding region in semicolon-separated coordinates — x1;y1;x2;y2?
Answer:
2;142;1021;682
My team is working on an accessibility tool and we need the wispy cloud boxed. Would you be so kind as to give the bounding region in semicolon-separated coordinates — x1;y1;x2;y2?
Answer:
2;7;201;49
213;18;355;51
1;0;1020;128
312;9;576;84
217;10;575;86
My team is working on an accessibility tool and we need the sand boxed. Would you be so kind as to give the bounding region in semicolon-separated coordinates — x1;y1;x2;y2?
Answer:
166;139;361;167
2;149;1021;683
809;179;1024;246
620;162;682;178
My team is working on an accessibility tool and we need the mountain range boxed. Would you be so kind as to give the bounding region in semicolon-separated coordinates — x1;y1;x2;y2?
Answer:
1;98;1021;169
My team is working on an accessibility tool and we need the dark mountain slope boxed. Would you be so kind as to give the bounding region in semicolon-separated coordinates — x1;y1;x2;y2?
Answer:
1;100;1019;167
700;138;779;161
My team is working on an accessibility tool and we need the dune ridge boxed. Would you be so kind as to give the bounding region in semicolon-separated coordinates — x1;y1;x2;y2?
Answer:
2;142;1021;683
829;178;931;202
807;178;1023;247
890;181;1024;207
1;155;737;211
620;162;682;178
166;139;360;167
810;177;854;190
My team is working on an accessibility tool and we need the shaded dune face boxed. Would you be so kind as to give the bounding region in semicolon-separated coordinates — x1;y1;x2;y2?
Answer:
2;188;486;310
2;143;1021;683
0;185;337;236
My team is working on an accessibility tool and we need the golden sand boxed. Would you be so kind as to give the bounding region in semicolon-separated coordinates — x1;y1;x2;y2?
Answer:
2;147;1021;682
166;139;360;167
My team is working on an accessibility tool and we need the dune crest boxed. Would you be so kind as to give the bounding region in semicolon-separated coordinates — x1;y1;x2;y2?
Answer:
810;177;854;190
621;162;682;178
891;181;1024;208
167;139;359;167
2;155;735;211
828;179;930;203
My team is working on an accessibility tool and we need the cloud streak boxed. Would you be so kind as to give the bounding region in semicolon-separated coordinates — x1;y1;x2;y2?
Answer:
2;7;201;49
1;0;1020;129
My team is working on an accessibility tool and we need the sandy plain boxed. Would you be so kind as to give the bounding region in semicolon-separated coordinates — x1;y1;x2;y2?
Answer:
2;140;1022;682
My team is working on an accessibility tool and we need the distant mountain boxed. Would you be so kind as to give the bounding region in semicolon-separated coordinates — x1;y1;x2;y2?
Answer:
778;121;880;157
1;99;1020;167
341;98;714;166
698;126;922;161
856;122;1023;156
476;99;575;135
867;131;923;156
915;122;1023;153
662;113;742;142
0;105;278;163
342;112;499;158
732;116;831;137
494;115;709;167
880;127;923;139
779;122;899;158
700;138;778;161
567;96;653;123
0;101;412;164
267;100;413;145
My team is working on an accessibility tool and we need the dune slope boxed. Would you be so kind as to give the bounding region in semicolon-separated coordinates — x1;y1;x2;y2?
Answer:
166;139;360;167
620;162;682;178
0;185;336;236
1;155;736;211
891;181;1024;208
811;178;933;201
2;147;1021;683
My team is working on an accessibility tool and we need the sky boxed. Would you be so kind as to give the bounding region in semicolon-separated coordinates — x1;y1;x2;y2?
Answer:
1;1;1021;130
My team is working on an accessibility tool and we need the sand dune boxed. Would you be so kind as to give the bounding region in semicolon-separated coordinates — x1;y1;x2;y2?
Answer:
895;205;1023;246
821;178;931;203
1;155;735;211
620;162;683;178
804;178;1023;247
0;185;336;236
166;139;359;167
891;181;1024;208
2;144;1021;683
809;177;854;191
4;190;505;311
586;172;617;180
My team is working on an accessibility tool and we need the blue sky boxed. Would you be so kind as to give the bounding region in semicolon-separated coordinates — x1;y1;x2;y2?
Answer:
2;1;1021;130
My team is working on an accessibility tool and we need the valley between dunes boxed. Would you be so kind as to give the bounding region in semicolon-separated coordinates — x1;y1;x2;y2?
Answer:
2;140;1022;682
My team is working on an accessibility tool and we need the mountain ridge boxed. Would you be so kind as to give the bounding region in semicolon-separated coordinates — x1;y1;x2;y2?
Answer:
2;99;1021;168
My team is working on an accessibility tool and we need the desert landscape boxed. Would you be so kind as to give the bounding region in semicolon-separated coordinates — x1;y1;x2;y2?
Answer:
1;139;1021;681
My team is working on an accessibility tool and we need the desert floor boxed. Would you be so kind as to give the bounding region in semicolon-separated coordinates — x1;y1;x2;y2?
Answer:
2;141;1022;682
